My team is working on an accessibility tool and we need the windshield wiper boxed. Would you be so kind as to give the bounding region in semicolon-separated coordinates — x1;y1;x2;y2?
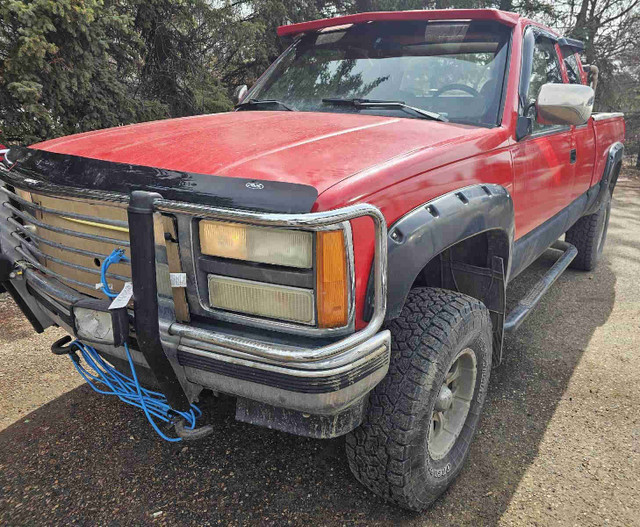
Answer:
322;98;448;122
235;99;295;111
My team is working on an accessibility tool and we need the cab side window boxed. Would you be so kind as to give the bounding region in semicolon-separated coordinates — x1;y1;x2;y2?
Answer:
525;37;564;133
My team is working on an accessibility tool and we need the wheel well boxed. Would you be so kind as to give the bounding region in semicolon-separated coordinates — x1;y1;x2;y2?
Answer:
412;229;510;293
410;229;510;365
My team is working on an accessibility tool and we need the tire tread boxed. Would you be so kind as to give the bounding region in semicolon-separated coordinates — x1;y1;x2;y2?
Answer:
345;287;491;510
566;193;611;271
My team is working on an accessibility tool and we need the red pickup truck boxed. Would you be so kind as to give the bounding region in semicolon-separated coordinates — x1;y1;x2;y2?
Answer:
0;9;625;510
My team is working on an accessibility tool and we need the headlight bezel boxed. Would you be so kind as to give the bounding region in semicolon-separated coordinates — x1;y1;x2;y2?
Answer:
191;218;355;337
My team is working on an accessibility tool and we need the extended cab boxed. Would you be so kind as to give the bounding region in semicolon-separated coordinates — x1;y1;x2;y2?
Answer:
0;9;625;510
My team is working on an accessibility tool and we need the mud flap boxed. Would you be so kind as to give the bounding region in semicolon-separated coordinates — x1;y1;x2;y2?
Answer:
442;255;506;366
235;397;368;439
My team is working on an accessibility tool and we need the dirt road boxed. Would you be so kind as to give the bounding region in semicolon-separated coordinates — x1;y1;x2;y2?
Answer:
1;172;638;526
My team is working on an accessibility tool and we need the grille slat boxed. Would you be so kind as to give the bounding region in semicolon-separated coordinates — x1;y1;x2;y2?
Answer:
0;186;128;229
8;217;131;264
2;188;132;298
3;202;131;247
18;237;131;282
16;246;101;291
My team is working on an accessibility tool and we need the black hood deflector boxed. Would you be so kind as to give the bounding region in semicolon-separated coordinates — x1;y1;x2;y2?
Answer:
2;147;318;214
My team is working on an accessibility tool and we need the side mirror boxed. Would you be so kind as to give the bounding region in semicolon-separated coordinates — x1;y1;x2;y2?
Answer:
234;85;248;105
536;83;594;126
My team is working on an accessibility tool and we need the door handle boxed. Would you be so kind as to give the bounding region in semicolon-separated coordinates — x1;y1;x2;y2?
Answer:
570;149;577;164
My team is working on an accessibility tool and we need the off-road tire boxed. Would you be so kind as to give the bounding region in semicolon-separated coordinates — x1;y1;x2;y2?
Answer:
565;190;612;271
345;287;492;511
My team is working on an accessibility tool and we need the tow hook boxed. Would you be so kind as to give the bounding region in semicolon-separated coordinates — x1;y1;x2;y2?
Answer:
51;335;75;355
51;335;80;364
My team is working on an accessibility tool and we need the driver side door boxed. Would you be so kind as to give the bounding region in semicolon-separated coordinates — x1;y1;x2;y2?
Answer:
511;31;574;239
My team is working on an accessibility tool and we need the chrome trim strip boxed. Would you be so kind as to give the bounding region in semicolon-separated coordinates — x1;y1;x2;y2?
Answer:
592;112;624;121
2;202;131;247
178;336;389;378
178;329;391;370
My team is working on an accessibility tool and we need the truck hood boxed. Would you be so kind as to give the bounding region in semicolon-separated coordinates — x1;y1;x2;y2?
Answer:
33;111;487;198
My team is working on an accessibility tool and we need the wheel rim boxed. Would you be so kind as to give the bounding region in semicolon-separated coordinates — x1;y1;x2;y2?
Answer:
428;348;477;460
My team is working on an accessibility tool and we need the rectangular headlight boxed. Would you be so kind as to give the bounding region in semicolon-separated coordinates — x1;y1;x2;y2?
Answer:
200;221;313;268
208;274;315;325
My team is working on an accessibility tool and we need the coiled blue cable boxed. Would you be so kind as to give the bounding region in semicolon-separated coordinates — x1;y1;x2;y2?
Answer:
67;248;203;442
99;248;128;298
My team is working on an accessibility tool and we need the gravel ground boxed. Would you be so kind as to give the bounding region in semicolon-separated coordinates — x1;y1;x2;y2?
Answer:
1;171;639;526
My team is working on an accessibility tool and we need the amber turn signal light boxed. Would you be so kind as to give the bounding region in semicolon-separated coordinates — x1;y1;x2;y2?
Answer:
316;230;348;328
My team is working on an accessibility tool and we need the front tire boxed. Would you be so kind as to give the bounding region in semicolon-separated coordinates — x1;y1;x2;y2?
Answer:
565;191;612;271
346;288;492;511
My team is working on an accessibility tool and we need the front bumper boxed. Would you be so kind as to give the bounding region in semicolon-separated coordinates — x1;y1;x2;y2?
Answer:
175;324;390;415
0;165;390;424
6;263;390;415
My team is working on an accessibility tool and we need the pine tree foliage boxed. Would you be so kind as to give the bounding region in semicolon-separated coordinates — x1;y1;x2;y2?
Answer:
0;0;638;158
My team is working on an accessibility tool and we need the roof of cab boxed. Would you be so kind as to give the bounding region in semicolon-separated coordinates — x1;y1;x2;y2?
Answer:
277;9;521;37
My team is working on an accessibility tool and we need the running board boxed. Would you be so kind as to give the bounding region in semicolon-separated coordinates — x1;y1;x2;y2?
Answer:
504;241;577;333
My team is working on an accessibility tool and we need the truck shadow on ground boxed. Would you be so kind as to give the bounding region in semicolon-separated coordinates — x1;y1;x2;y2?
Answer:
2;188;637;525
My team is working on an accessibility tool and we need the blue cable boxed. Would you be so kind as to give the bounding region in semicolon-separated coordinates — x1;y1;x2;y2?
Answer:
99;248;128;298
66;248;203;442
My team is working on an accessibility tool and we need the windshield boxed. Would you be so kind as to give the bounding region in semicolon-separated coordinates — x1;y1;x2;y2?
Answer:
248;20;512;126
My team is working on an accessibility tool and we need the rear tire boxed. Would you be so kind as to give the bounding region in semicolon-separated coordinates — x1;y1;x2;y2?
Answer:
565;191;612;271
345;288;492;511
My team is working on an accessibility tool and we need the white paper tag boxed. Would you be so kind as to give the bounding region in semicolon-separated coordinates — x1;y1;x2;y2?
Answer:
170;273;187;288
109;282;133;310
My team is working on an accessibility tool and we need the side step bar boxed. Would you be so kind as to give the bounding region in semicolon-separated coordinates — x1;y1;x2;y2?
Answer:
504;241;577;333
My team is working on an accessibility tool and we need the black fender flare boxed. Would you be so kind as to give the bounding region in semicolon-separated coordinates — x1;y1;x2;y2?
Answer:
365;184;515;322
585;141;624;215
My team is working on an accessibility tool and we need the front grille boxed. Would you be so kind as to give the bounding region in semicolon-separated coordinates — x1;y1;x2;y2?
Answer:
1;186;132;298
